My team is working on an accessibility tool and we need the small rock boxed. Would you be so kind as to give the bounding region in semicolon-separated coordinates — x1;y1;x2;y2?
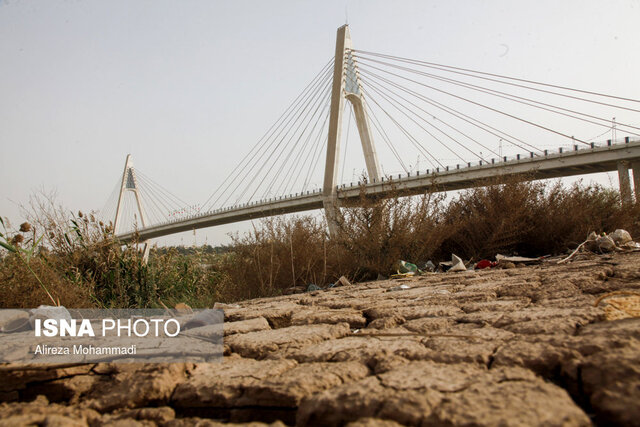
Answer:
29;306;71;330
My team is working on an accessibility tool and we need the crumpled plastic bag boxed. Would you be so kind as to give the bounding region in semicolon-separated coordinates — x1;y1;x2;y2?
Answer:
610;229;632;245
596;235;616;252
449;254;467;272
585;232;619;253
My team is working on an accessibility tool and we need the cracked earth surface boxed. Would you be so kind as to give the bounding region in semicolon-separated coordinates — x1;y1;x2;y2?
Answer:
1;252;640;426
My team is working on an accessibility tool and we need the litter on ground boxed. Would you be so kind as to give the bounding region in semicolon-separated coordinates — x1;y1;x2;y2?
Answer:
387;284;411;292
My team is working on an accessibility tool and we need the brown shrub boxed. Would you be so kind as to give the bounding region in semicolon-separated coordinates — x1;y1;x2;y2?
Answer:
438;179;639;259
218;178;640;297
220;216;336;300
333;190;448;280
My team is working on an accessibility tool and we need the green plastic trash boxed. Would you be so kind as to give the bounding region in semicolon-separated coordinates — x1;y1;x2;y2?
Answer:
396;260;418;274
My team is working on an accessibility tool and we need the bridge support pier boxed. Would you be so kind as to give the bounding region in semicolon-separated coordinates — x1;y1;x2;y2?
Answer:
617;161;632;206
323;196;342;237
632;161;640;202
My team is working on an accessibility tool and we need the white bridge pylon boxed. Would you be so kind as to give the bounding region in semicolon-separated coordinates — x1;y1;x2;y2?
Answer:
323;25;381;236
113;154;150;262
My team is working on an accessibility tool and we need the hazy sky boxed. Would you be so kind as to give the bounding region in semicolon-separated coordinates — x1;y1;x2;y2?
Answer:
1;0;639;246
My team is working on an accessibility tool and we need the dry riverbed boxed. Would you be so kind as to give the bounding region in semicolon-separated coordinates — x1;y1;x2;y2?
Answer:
1;252;639;426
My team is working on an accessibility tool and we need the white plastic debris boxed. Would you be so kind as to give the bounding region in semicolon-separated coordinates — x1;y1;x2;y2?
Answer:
213;302;241;309
388;284;411;292
334;276;352;287
610;229;632;245
449;254;466;272
596;235;616;252
620;241;640;249
584;232;600;252
495;254;541;263
425;260;436;272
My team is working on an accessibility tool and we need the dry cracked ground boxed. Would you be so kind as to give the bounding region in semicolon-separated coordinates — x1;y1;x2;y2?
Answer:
1;252;640;426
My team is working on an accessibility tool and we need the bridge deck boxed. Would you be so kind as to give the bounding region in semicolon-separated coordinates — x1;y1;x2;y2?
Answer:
116;140;640;242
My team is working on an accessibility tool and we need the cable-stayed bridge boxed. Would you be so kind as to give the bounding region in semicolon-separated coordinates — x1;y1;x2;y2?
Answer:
103;26;640;252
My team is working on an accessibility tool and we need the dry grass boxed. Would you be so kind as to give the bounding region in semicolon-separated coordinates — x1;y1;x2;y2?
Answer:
0;192;228;308
218;178;639;295
437;178;638;259
219;217;337;300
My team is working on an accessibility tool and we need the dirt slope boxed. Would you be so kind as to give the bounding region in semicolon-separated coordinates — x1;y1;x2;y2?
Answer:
1;252;640;426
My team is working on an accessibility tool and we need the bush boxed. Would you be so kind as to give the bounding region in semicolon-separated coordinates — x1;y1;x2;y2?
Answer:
438;179;638;259
218;178;639;296
219;217;335;300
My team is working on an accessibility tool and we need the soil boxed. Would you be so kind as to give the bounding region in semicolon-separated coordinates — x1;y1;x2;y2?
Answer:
1;252;639;426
